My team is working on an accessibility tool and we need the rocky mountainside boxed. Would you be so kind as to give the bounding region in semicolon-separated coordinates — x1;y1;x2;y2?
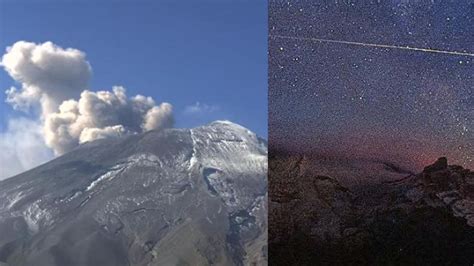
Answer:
269;154;474;265
0;121;268;266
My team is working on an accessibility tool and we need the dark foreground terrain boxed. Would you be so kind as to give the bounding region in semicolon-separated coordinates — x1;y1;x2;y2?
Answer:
0;121;268;266
269;154;474;265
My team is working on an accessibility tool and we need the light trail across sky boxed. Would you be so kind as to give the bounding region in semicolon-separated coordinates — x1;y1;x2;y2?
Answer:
269;35;474;57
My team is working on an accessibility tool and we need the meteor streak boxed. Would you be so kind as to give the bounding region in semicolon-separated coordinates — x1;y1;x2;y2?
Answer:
270;35;474;57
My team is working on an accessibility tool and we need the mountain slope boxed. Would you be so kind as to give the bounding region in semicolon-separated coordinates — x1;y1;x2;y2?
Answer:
269;154;474;265
0;121;268;266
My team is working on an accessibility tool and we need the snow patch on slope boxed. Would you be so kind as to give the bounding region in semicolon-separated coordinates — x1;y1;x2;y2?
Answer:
85;152;162;192
189;121;267;210
188;128;198;171
7;191;25;209
23;200;53;233
86;167;124;192
191;121;267;175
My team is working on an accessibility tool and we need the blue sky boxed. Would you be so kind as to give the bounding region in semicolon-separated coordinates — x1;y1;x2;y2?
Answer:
0;0;268;137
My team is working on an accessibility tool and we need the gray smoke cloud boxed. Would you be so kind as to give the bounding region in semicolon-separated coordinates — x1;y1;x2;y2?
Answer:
1;41;174;163
2;41;92;116
44;86;173;154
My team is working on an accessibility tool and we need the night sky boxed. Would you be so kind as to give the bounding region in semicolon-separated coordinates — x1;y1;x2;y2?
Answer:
269;0;473;170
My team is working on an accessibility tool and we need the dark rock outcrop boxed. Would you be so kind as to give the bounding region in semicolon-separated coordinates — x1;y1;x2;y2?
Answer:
269;155;474;265
423;157;448;173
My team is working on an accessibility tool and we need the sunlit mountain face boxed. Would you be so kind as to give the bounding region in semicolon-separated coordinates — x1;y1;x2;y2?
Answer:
0;121;268;266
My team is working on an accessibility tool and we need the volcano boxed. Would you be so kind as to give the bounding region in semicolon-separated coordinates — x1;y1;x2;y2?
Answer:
0;121;268;266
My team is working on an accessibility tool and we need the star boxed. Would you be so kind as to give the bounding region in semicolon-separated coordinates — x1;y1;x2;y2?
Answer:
269;0;473;170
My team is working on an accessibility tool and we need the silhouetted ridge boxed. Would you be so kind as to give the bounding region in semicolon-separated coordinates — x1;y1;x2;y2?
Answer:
269;156;474;265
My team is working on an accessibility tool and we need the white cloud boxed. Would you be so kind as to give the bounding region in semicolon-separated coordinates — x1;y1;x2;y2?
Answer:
184;102;219;115
1;40;175;175
0;118;53;180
